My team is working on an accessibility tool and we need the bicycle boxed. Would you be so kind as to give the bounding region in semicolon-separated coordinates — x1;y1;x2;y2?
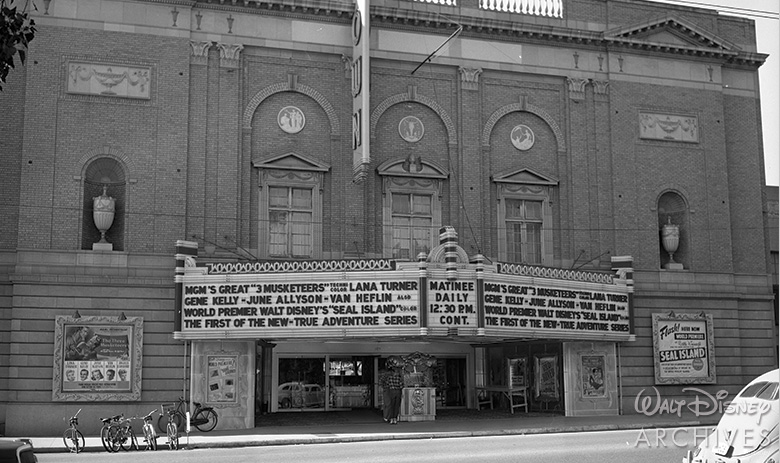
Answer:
141;409;158;451
157;396;218;433
108;415;139;452
164;406;179;450
62;409;84;453
99;414;123;452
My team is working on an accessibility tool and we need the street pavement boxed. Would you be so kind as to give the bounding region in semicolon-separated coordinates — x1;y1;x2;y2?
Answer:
30;408;719;454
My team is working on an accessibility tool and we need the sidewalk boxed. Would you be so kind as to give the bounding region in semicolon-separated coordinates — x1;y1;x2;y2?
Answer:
31;408;720;454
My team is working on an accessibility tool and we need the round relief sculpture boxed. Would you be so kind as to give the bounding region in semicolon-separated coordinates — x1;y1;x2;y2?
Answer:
399;116;424;143
511;125;535;151
278;106;305;134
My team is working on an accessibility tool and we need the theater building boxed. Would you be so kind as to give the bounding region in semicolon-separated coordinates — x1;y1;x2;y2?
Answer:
0;0;776;435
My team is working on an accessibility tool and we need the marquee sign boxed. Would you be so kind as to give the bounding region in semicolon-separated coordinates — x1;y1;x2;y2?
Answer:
174;239;634;342
427;278;478;328
175;271;632;342
180;274;420;338
482;276;631;340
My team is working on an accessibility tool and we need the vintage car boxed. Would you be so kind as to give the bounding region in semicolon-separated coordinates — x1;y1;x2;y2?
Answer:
684;368;778;463
0;439;37;463
277;382;325;409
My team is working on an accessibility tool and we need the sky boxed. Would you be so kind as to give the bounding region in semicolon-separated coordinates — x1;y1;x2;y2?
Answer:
649;0;779;186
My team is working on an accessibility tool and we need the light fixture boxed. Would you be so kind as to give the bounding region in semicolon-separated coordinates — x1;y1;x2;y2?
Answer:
73;310;81;319
118;312;127;321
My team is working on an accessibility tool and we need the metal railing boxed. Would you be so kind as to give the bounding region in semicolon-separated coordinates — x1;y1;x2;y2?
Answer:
481;0;563;17
410;0;564;18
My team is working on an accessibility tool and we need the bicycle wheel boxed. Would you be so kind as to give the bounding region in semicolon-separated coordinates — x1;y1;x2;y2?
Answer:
100;425;112;452
107;426;122;453
166;421;178;450
62;428;84;453
194;409;218;432
143;424;157;451
158;413;183;433
120;428;138;451
157;414;168;434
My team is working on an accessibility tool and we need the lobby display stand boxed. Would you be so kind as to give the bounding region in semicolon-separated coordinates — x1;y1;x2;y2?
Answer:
399;387;436;422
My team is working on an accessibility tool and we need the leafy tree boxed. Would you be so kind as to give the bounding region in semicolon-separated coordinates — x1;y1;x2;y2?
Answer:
0;0;36;91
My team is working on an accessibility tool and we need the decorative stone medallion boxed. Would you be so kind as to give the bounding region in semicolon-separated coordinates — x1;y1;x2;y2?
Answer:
278;106;305;134
399;116;424;143
511;125;535;151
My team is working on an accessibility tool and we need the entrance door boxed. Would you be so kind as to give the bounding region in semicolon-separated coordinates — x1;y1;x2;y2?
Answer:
277;357;326;410
435;357;467;407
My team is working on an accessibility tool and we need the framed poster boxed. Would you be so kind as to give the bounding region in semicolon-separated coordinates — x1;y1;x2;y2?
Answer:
534;355;559;400
207;355;238;403
580;354;606;398
507;358;526;389
652;312;716;384
53;315;143;401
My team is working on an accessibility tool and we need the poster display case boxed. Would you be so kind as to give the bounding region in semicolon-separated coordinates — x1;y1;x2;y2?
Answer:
652;312;716;384
52;315;143;401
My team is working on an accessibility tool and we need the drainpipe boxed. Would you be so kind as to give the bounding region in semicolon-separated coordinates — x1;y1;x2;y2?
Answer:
617;342;623;415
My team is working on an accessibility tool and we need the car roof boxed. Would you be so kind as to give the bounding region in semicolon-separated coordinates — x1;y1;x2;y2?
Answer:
736;368;779;397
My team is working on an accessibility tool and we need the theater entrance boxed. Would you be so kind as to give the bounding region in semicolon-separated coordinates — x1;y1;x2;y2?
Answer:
275;355;376;411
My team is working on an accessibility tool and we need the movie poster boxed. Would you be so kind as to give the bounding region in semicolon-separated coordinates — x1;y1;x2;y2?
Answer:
580;355;606;398
53;315;143;401
534;355;559;400
61;324;133;392
207;356;237;403
652;312;716;384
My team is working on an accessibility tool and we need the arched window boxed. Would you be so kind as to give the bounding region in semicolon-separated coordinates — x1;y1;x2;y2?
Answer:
377;157;448;260
82;158;126;251
493;168;557;266
657;191;688;270
253;152;329;259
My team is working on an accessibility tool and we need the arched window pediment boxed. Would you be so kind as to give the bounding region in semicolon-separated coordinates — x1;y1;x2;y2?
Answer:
492;167;558;186
376;157;448;179
252;152;330;173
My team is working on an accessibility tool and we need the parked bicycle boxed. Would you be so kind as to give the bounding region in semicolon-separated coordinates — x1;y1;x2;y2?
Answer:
99;414;123;452
157;396;218;433
107;415;139;452
62;409;84;453
164;406;179;450
141;410;158;451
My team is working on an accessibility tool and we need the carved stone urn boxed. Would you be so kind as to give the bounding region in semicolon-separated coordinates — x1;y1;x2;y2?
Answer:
92;185;115;250
661;216;682;269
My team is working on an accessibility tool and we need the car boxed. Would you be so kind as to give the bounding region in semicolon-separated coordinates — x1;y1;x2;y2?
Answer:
684;368;779;463
277;382;325;409
0;438;37;463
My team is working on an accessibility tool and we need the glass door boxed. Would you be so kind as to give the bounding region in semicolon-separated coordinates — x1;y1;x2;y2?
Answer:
277;357;326;411
434;357;467;407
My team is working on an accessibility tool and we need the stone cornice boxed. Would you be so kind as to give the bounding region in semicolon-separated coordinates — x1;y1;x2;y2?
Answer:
171;0;765;68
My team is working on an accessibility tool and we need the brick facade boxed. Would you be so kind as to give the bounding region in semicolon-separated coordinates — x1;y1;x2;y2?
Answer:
0;0;775;435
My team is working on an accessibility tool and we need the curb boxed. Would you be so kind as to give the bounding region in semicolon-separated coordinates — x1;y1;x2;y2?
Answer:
36;420;714;454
